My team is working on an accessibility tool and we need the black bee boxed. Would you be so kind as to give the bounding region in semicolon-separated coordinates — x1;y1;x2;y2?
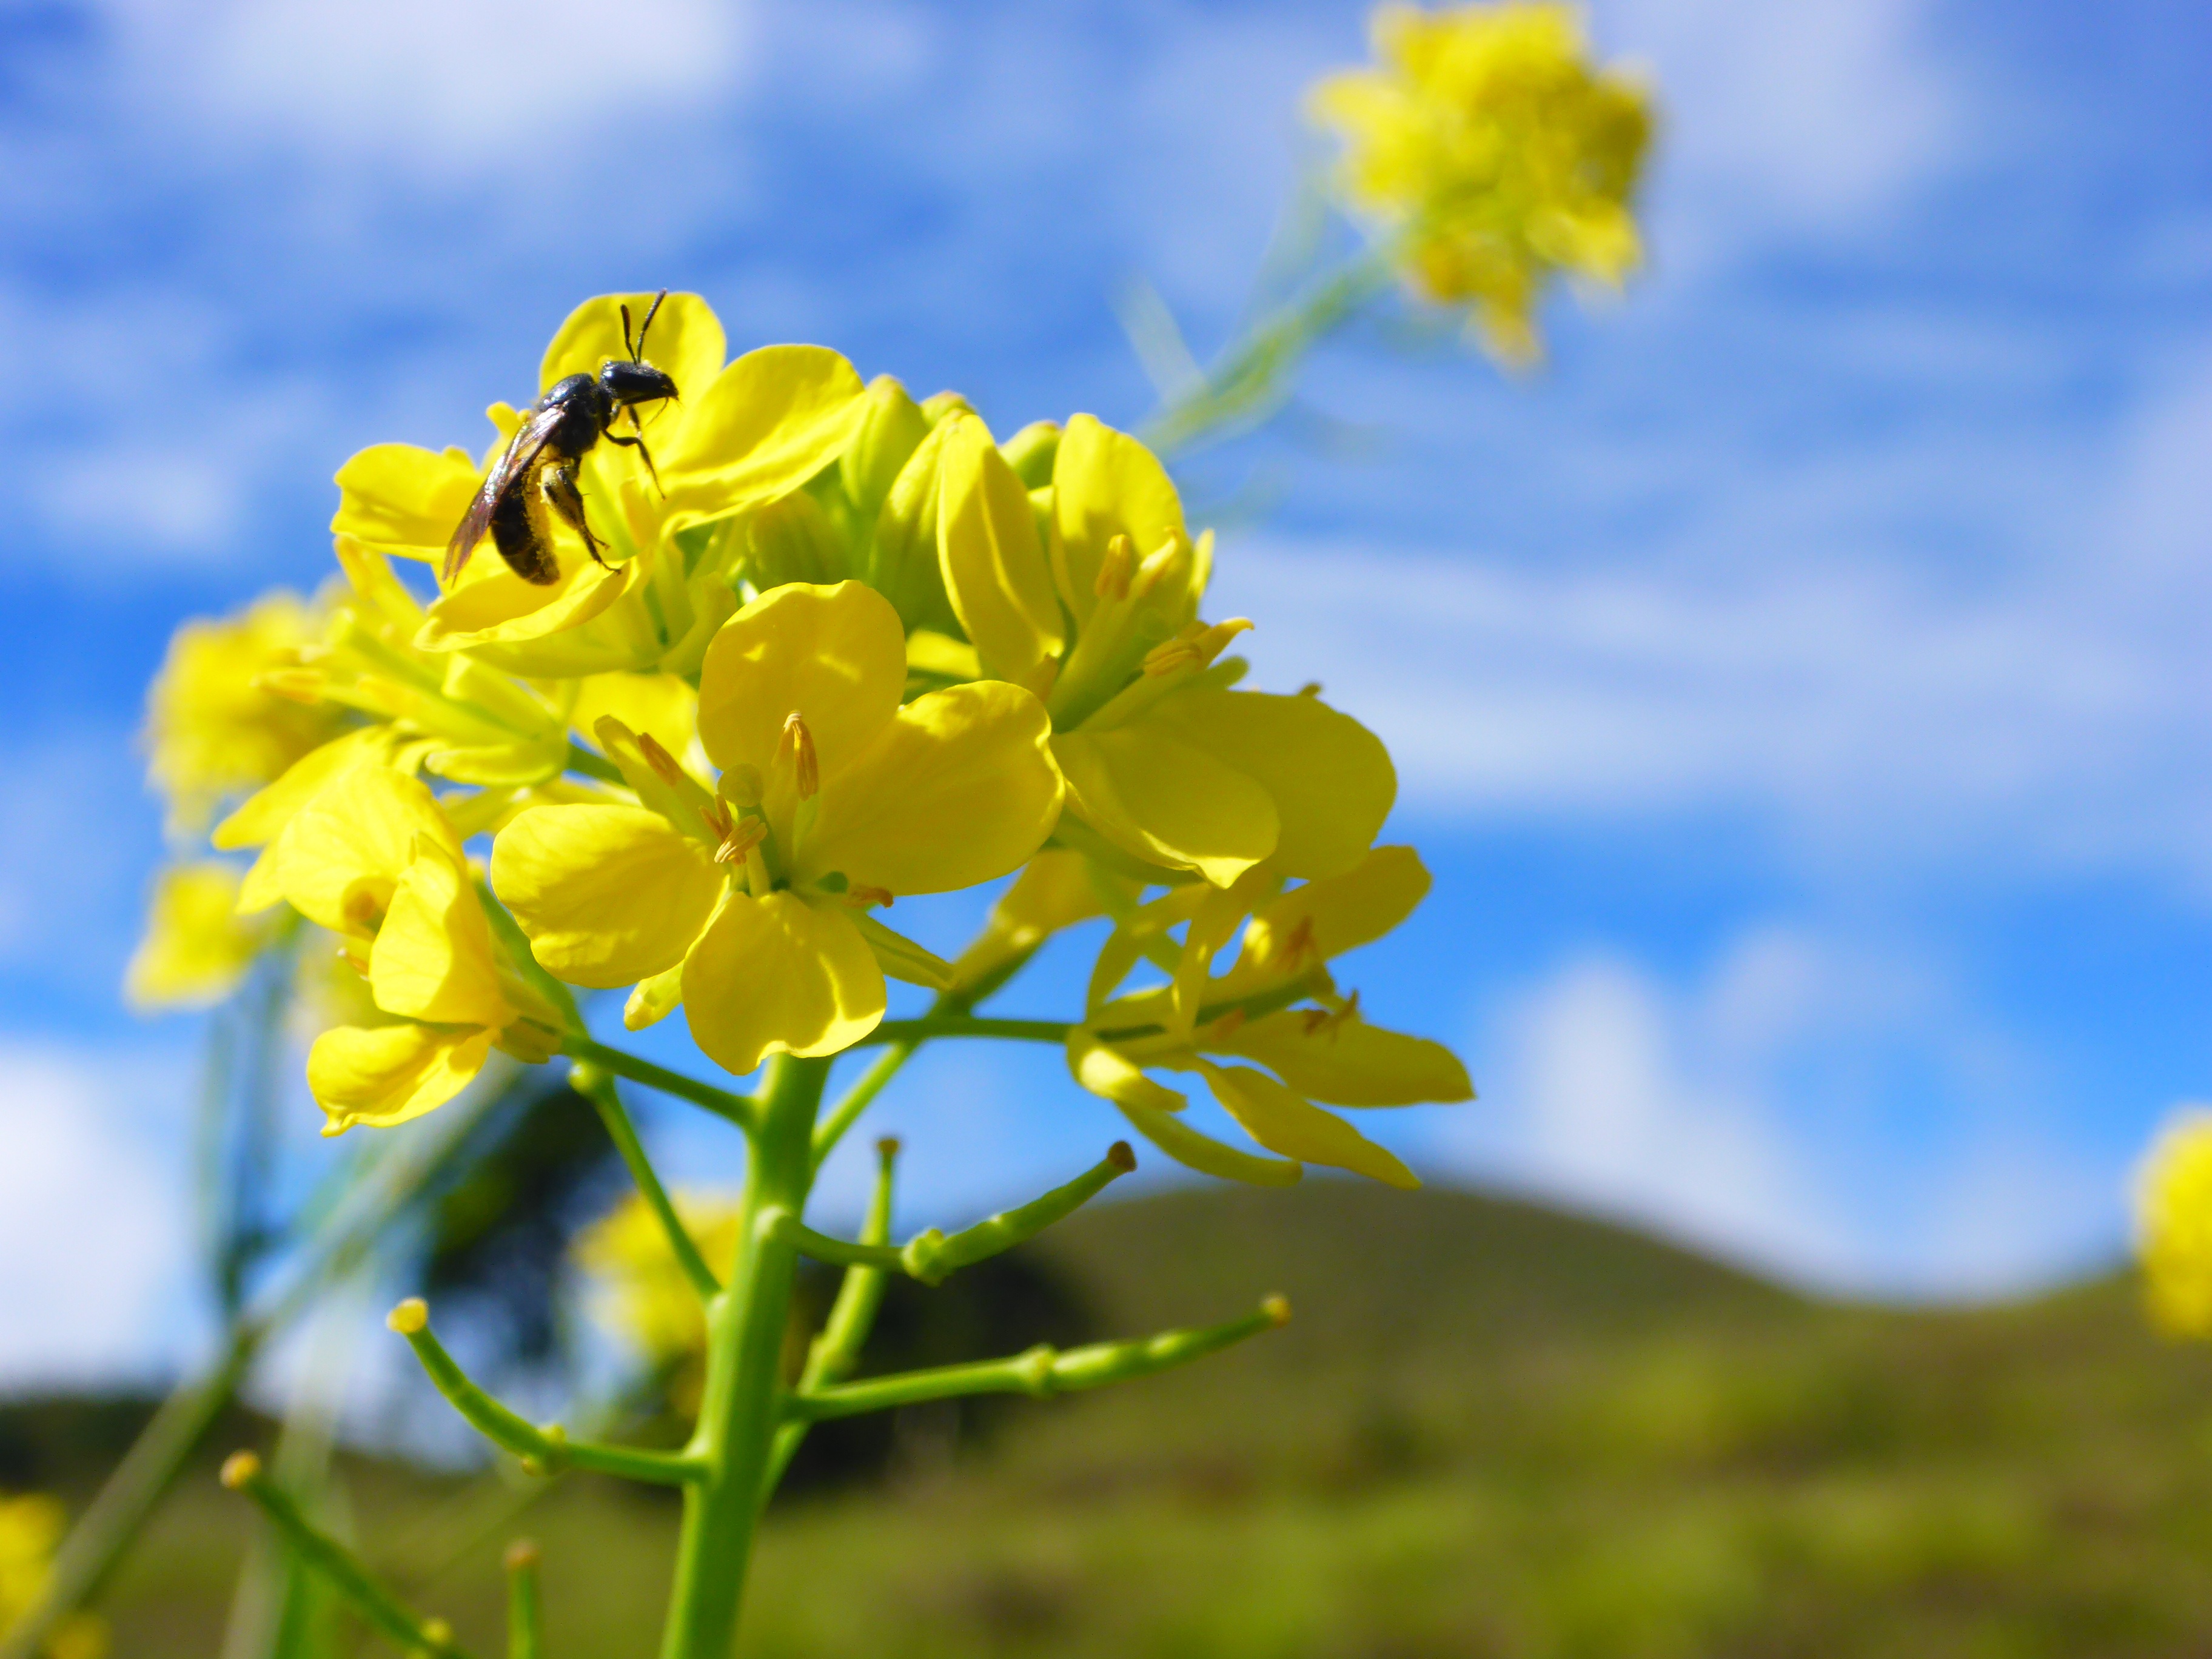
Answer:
444;290;680;587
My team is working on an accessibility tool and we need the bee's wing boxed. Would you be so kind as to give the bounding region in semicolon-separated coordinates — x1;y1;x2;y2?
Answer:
441;406;565;587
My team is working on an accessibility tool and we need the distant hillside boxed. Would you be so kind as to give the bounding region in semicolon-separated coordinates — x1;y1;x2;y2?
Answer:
33;1180;2212;1658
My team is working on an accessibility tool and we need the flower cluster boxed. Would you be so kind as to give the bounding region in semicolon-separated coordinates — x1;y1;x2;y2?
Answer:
1309;1;1652;361
0;1493;103;1659
133;290;1467;1184
2134;1107;2212;1338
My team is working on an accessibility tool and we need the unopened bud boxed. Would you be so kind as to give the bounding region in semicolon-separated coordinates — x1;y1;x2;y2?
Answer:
220;1450;262;1490
386;1298;429;1335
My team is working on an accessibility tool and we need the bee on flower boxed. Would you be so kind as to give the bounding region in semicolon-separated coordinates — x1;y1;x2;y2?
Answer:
1309;1;1654;361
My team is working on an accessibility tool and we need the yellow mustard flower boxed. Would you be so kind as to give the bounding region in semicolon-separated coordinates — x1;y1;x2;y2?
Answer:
268;765;563;1134
575;1189;742;1415
332;292;871;678
1309;2;1652;361
1068;846;1470;1187
143;590;350;835
935;411;1395;888
2135;1106;2212;1338
124;862;269;1010
492;581;1063;1076
0;1492;105;1659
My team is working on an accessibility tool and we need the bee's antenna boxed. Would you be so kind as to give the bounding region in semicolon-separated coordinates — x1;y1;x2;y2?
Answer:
633;289;668;363
620;302;637;362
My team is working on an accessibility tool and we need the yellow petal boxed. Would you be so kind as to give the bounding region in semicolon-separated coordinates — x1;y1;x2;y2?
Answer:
1114;1099;1304;1187
491;805;723;989
1228;845;1430;990
309;1022;493;1134
1051;723;1277;888
275;768;461;936
660;346;868;529
571;672;700;757
1050;414;1190;629
1065;1027;1187;1114
1142;688;1395;880
1217;1010;1473;1106
126;863;264;1011
682;893;885;1076
417;555;635;652
330;443;482;563
800;681;1062;896
368;838;513;1028
539;291;726;412
1194;1059;1418;1188
950;849;1128;990
696;581;905;781
212;726;398;854
936;412;1065;683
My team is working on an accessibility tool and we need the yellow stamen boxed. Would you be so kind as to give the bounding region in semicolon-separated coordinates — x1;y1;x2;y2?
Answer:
777;712;819;800
1143;617;1253;677
637;731;687;786
1094;533;1135;600
700;800;768;866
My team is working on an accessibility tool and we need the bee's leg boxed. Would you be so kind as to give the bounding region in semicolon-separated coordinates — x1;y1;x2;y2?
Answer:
540;463;608;569
604;428;664;495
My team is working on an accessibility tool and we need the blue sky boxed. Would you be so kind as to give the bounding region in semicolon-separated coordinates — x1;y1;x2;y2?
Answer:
1;0;2208;1386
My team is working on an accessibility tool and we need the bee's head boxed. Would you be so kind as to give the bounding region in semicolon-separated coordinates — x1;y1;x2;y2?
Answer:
602;359;679;411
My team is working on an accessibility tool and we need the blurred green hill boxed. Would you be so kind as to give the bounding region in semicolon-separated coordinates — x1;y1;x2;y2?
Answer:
32;1180;2212;1658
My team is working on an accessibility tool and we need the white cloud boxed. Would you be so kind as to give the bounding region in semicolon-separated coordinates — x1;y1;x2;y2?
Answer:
1446;927;2113;1297
98;0;754;173
0;1042;197;1387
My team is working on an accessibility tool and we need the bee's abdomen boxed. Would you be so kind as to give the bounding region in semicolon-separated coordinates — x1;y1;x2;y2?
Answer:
491;484;560;585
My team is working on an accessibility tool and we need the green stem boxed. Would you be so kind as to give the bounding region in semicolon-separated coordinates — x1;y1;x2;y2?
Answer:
794;1141;1134;1285
563;1035;756;1130
571;1063;720;1299
220;1453;476;1659
503;1542;543;1659
765;1137;902;1495
809;1042;914;1171
390;1302;701;1486
566;740;628;786
659;1053;830;1659
863;1015;1070;1047
791;1297;1291;1421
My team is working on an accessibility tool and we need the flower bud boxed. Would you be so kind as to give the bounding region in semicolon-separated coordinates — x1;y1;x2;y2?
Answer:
745;491;848;590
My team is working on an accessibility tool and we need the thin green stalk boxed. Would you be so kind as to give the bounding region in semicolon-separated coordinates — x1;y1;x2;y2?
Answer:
389;1302;702;1486
0;1087;498;1659
565;740;627;786
563;1035;756;1130
503;1542;544;1659
794;1141;1134;1285
791;1296;1291;1421
219;1453;476;1659
571;1062;720;1298
659;1053;830;1659
863;1015;1070;1047
765;1138;901;1495
809;1041;914;1170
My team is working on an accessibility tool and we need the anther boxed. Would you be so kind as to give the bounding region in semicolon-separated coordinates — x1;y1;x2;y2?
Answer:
386;1298;429;1335
1094;533;1135;601
778;712;819;800
1142;617;1252;677
637;731;686;786
843;884;893;909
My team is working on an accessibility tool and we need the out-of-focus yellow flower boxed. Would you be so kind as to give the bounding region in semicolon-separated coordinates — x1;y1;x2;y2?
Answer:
124;862;269;1010
1068;846;1470;1187
493;581;1063;1076
2135;1105;2212;1338
270;766;563;1134
0;1491;106;1659
575;1189;742;1415
936;411;1395;888
332;293;871;678
1309;2;1652;361
144;591;350;835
